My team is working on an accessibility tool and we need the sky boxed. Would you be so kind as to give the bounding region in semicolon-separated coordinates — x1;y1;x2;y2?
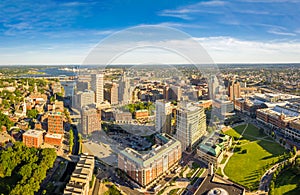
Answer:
1;0;300;65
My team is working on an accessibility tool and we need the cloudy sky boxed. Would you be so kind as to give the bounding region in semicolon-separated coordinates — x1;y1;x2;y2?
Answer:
1;0;300;65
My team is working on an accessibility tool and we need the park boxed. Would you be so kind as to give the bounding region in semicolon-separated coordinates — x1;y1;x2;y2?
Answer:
223;124;287;191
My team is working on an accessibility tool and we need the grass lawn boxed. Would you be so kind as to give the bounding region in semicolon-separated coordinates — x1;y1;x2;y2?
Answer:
274;168;300;195
223;124;286;191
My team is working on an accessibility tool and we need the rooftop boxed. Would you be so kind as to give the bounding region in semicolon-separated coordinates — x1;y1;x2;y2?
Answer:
23;129;43;137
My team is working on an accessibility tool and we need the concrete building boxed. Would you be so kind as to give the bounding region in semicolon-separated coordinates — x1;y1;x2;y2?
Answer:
64;154;94;195
197;132;232;166
81;105;101;135
73;90;95;109
91;74;104;104
229;81;241;101
104;82;119;105
176;102;206;151
48;111;64;134
76;81;89;92
118;134;181;187
155;100;172;135
118;74;131;104
22;129;44;148
169;85;182;101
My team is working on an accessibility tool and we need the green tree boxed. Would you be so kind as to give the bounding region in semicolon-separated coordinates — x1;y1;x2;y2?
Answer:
26;109;39;119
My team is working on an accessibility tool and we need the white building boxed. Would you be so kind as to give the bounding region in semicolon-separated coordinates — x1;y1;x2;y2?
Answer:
155;100;172;134
176;102;206;151
91;74;104;104
118;74;131;104
73;90;95;109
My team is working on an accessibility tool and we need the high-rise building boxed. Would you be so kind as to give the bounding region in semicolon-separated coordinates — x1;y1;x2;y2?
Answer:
81;105;101;135
73;90;95;109
48;112;64;134
76;81;89;92
208;75;219;100
176;102;206;151
169;85;182;101
229;81;241;101
155;100;172;135
104;83;119;105
91;74;104;104
118;74;130;104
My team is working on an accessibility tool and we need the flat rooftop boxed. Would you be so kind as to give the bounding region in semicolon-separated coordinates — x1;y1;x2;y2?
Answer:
23;129;43;137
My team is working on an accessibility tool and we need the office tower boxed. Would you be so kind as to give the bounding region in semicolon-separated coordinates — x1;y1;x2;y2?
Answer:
208;75;218;99
104;83;119;105
155;100;172;134
176;102;206;151
73;90;95;109
91;74;104;104
76;81;89;92
169;85;182;101
48;111;64;134
163;85;169;100
81;105;101;135
229;81;241;101
118;74;130;104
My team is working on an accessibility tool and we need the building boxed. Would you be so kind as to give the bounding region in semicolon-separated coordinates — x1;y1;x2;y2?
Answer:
114;111;132;123
76;81;89;92
91;74;104;104
22;129;44;148
176;102;206;151
81;105;101;135
104;83;119;105
197;132;232;166
48;112;64;134
64;154;94;195
169;85;182;101
73;90;95;109
229;81;241;101
256;105;300;141
118;74;131;104
213;99;234;117
44;133;63;146
135;109;149;119
118;134;181;187
155;100;172;135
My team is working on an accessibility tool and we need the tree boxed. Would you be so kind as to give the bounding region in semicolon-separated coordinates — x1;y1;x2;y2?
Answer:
26;109;39;119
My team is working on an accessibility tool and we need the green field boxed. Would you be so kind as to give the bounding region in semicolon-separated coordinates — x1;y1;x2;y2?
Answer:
274;168;300;195
223;124;286;191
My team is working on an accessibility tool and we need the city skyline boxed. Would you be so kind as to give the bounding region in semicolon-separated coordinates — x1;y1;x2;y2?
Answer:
1;0;300;64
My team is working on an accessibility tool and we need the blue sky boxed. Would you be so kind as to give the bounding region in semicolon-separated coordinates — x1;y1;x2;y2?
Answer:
1;0;300;64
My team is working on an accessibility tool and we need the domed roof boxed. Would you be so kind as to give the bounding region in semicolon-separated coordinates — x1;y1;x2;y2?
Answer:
207;188;229;195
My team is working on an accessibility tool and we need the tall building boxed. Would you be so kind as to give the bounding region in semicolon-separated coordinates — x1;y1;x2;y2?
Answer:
81;105;101;135
76;81;89;92
118;74;131;104
208;75;218;100
48;112;64;134
118;134;181;187
176;102;206;151
229;81;241;101
73;90;95;109
91;74;104;104
169;85;182;101
155;100;172;135
104;83;119;105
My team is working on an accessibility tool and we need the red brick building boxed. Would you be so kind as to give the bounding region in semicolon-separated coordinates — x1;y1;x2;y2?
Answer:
44;133;62;146
48;112;64;134
135;109;149;119
22;130;44;148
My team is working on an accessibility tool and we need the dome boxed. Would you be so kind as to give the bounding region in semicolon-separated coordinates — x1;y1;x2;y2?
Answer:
207;188;229;195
